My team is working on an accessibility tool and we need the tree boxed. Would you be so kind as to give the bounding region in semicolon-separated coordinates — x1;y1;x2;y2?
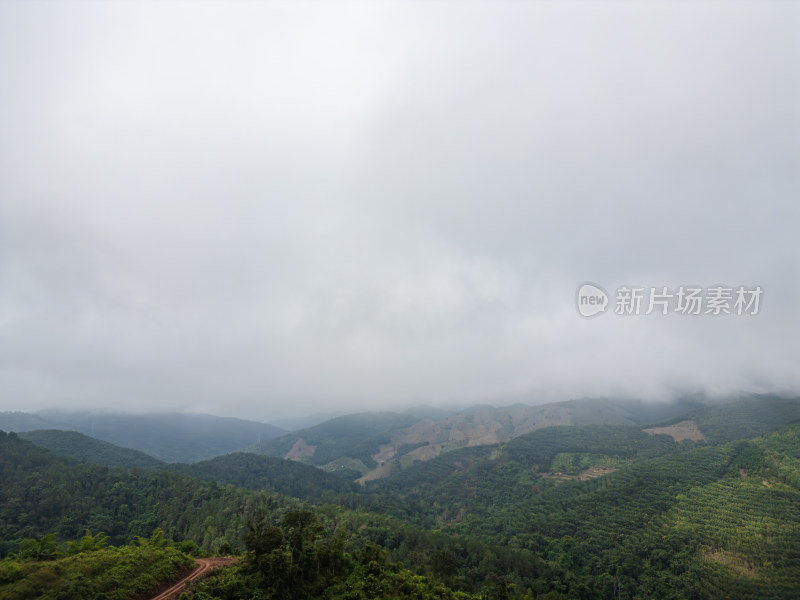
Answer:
17;533;59;560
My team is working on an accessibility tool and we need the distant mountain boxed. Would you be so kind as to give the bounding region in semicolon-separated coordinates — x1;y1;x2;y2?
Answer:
268;411;352;432
368;422;681;497
371;394;800;498
0;411;57;431
0;410;286;463
13;425;358;501
654;394;800;443
17;429;164;468
243;398;700;482
357;411;800;598
244;411;420;478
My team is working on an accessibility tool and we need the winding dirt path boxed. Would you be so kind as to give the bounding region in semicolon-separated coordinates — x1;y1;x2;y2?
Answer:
149;557;237;600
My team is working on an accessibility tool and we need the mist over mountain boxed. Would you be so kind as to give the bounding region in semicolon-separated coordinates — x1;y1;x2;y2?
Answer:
0;2;797;419
16;429;164;469
243;397;705;482
0;410;285;463
4;393;800;598
1;2;798;597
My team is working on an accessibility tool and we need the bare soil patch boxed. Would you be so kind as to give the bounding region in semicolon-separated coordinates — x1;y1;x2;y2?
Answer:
643;420;706;442
357;462;393;484
285;438;316;460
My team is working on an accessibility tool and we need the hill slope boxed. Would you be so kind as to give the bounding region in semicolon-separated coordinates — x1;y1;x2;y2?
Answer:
3;395;800;599
245;399;701;482
168;452;359;500
244;411;419;477
0;410;286;462
18;430;163;468
358;397;800;599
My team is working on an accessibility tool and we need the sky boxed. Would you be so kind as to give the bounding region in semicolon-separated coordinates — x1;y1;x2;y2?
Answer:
0;1;798;422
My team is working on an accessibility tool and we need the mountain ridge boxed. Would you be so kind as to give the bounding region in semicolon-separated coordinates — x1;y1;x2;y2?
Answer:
0;410;286;463
244;397;704;482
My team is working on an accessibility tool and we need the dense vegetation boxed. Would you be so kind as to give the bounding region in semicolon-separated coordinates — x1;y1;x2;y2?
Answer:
169;452;361;501
18;429;164;469
191;510;482;600
0;431;283;556
675;396;800;444
0;532;194;600
356;408;800;599
11;430;360;502
3;396;800;599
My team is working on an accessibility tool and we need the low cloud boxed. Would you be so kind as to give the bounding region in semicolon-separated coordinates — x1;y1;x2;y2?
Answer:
0;2;798;420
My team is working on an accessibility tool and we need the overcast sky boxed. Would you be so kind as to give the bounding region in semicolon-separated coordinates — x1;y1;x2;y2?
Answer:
0;1;798;421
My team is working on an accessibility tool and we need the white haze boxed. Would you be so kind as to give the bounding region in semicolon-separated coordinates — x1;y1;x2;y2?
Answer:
0;1;798;421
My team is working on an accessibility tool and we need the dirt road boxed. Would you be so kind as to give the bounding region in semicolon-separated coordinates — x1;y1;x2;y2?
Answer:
149;557;236;600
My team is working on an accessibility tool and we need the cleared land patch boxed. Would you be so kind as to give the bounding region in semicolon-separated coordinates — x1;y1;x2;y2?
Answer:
541;465;619;485
643;420;706;442
285;438;316;460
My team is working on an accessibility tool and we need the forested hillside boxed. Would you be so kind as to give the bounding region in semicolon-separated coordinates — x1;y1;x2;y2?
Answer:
17;430;164;469
0;431;528;598
0;431;281;556
244;399;700;483
358;398;800;599
3;396;800;599
669;395;800;443
3;398;705;474
0;535;194;600
13;429;360;503
168;452;361;501
245;412;420;478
